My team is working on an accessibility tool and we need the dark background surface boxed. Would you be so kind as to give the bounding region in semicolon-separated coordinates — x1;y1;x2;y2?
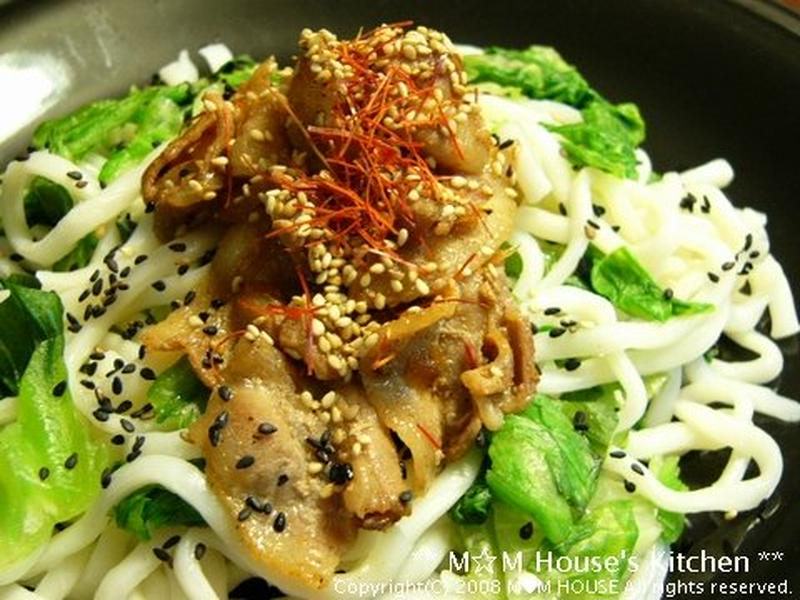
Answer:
1;0;799;597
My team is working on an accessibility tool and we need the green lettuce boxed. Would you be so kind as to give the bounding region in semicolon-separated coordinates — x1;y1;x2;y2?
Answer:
147;356;209;430
451;475;493;526
548;101;645;179
486;396;600;543
0;335;109;569
464;46;645;179
23;176;98;272
114;485;205;540
33;85;192;186
591;247;712;321
0;283;63;396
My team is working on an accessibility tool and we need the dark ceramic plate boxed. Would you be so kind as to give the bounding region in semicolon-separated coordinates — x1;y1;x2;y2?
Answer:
1;0;798;598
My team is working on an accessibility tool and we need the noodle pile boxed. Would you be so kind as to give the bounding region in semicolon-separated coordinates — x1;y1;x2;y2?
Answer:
0;40;797;600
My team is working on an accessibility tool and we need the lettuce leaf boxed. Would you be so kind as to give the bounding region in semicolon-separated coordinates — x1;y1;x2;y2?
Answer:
547;101;645;179
544;499;639;599
486;396;599;543
464;45;645;179
147;356;209;430
591;247;713;321
464;46;593;108
33;85;192;185
23;176;98;272
451;475;493;525
0;283;63;396
0;335;109;569
114;485;205;540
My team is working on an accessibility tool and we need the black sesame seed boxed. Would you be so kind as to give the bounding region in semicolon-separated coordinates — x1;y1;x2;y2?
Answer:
563;358;581;371
10;253;24;262
76;180;89;189
81;362;98;376
134;254;148;265
126;449;141;462
631;463;645;476
168;242;187;252
624;480;636;493
177;264;190;276
194;543;207;560
609;450;626;459
116;400;133;413
39;467;50;481
743;233;753;251
144;201;156;214
203;325;218;336
112;376;123;395
78;289;91;302
194;542;206;560
163;535;181;549
328;462;355;485
707;272;720;283
236;455;255;469
184;291;197;306
238;507;253;521
257;422;277;435
121;363;136;375
64;453;78;470
90;269;101;282
66;170;83;181
273;512;287;533
663;288;674;300
749;250;760;259
218;386;233;402
101;467;113;488
262;501;273;515
210;298;225;309
120;418;135;433
111;434;126;445
277;473;289;486
130;403;153;419
592;204;606;217
544;307;561;316
120;266;132;278
104;255;119;273
132;435;146;452
548;327;566;338
151;280;166;292
138;345;147;360
52;380;68;397
209;427;222;447
80;379;95;390
700;196;711;214
572;411;589;432
246;496;264;512
93;408;110;422
558;202;567;216
91;279;103;296
399;490;413;504
140;368;156;381
519;522;534;540
586;219;600;230
721;261;736;271
680;193;697;211
152;547;172;563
